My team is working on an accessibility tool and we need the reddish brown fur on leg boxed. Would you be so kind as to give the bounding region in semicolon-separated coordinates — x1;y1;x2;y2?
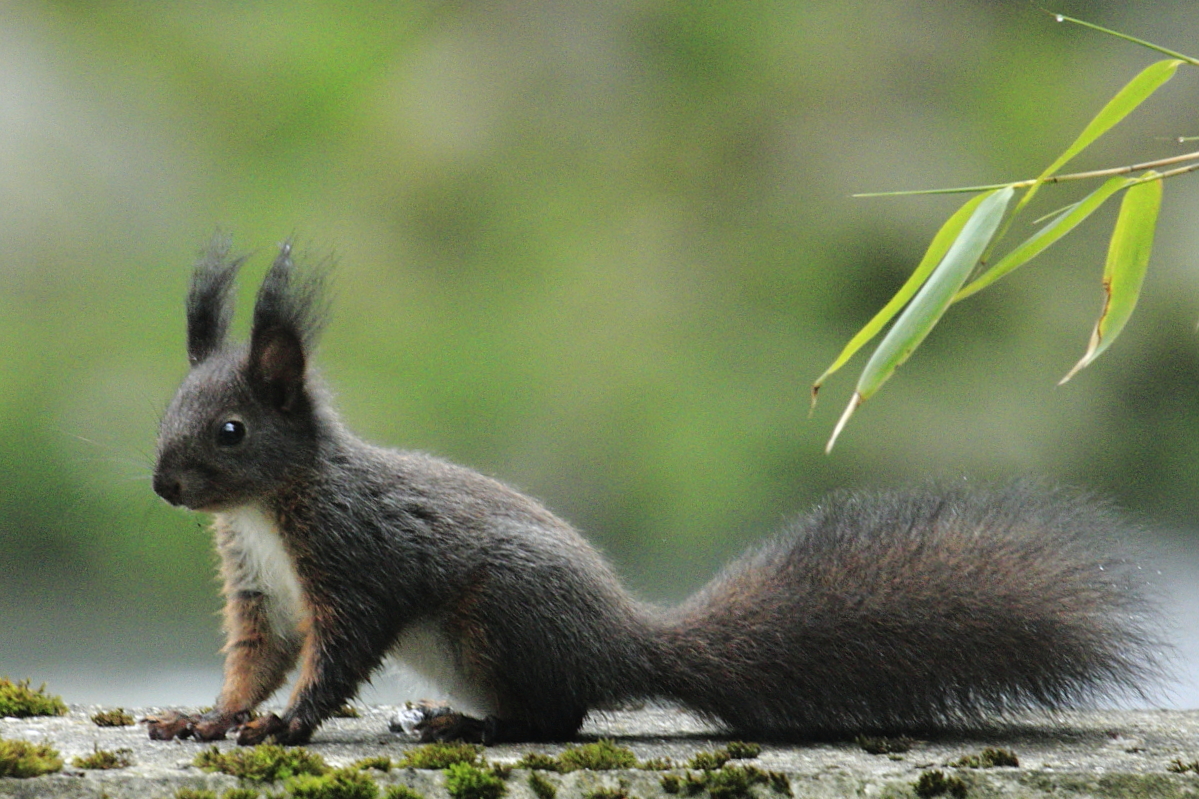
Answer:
144;590;301;743
213;591;301;714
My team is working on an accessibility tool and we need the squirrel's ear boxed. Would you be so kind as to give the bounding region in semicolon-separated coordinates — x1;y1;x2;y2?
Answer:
186;235;244;365
247;241;326;413
248;325;307;412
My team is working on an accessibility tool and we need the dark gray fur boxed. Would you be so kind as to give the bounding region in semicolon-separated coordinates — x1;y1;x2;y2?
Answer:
151;237;1162;744
185;235;243;365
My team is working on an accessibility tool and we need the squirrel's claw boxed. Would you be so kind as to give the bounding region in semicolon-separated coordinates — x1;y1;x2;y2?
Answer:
236;713;286;745
236;712;312;746
143;709;249;742
191;710;247;741
142;710;199;741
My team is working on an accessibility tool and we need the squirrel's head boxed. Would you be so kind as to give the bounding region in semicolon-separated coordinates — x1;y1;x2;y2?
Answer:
153;237;329;512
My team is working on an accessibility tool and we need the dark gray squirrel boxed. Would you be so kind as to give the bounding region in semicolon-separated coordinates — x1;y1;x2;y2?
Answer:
146;236;1160;746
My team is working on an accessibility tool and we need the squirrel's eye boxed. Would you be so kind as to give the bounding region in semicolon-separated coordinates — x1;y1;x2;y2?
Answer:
216;419;246;446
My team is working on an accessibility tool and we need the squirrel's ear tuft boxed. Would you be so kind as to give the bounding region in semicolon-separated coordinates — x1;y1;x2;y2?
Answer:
248;241;329;412
187;235;244;365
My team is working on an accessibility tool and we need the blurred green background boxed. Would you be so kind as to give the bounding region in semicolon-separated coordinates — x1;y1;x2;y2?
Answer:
4;1;1199;706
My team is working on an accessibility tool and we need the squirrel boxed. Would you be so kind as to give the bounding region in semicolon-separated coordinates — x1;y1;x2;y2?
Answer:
145;236;1161;746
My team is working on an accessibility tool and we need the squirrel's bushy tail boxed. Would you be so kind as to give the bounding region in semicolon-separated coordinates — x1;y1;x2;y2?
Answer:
653;483;1162;736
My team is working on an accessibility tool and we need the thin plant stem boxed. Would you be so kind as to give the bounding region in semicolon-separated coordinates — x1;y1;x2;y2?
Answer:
853;150;1199;198
1046;10;1199;67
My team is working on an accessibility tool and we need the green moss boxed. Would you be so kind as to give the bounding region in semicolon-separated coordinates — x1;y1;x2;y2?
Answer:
639;757;673;771
514;741;639;773
354;756;393;772
0;678;67;718
512;741;637;773
1168;758;1199;774
287;767;379;799
913;770;967;799
707;767;767;799
668;765;791;798
586;786;634;799
444;762;506;799
91;708;135;727
951;748;1017;769
174;790;217;799
528;770;557;799
515;752;561;771
723;743;761;760
72;745;133;769
686;751;730;771
556;740;637;772
383;785;426;799
855;736;913;755
397;742;482;770
0;737;64;778
687;744;762;771
194;743;329;783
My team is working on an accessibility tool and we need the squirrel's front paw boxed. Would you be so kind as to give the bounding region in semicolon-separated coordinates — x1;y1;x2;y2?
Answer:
236;713;286;745
236;713;313;746
143;710;199;741
192;709;251;741
143;709;250;742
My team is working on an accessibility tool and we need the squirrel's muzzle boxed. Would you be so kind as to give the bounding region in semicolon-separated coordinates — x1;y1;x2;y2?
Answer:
153;472;186;506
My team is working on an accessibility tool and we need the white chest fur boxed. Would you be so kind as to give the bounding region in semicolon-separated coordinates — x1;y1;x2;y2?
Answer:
216;504;307;635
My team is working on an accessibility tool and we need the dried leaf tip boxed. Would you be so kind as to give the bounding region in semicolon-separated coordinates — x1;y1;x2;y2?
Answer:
825;393;861;454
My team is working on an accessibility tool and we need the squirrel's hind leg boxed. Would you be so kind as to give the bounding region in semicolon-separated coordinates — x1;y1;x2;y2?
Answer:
414;711;491;743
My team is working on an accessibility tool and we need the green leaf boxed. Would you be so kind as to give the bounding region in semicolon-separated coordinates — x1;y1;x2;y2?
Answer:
955;176;1132;301
1060;173;1162;383
825;186;1014;452
1038;59;1181;183
1008;58;1180;225
811;190;994;410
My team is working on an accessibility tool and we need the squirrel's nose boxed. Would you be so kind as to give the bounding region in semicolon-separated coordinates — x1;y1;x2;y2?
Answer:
153;473;185;506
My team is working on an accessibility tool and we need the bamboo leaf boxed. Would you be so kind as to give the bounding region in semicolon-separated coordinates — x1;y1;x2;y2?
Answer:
1060;173;1162;383
825;186;1014;452
1038;59;1181;183
857;187;1014;399
955;176;1131;301
1006;58;1179;226
811;191;995;409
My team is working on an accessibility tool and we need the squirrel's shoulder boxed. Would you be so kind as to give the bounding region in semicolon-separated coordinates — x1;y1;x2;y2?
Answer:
310;432;567;531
